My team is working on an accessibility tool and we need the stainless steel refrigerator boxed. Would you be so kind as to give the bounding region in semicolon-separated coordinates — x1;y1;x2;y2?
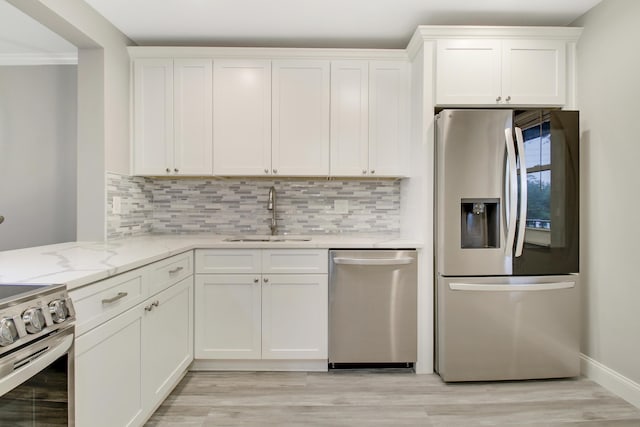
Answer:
435;109;580;382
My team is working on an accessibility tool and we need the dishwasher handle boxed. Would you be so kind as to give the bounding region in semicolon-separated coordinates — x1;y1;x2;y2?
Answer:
333;257;414;266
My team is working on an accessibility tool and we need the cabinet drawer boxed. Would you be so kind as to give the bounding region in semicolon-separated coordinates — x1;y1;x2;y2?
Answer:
262;250;328;274
70;269;147;337
148;251;193;296
195;249;262;274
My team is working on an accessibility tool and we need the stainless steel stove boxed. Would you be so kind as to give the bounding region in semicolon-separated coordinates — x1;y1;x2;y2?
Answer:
0;283;75;354
0;283;75;426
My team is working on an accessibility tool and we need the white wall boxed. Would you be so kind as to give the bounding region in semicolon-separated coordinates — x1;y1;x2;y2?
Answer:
402;37;436;374
0;65;77;250
8;0;132;241
573;0;640;404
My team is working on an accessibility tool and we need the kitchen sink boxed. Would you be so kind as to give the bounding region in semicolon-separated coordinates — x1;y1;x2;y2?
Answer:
224;236;312;242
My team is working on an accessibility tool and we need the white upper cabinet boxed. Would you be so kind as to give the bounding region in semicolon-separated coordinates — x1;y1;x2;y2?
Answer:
501;40;566;106
133;58;213;176
272;60;330;176
368;61;410;176
174;59;213;175
133;59;174;175
130;50;408;178
330;60;369;176
330;60;409;177
213;59;272;176
436;38;566;106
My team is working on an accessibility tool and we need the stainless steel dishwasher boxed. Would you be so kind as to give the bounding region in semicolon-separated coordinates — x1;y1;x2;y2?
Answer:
329;250;417;366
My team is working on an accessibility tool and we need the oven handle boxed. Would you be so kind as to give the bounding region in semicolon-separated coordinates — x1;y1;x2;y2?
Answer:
0;327;73;397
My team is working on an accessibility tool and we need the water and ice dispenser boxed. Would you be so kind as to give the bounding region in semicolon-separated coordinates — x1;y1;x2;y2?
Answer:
460;199;499;248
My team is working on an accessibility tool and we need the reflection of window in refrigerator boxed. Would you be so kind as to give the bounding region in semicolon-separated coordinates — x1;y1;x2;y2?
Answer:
515;110;553;248
522;118;552;232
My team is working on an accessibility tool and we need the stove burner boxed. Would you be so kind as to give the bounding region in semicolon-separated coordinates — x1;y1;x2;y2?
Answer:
0;284;50;302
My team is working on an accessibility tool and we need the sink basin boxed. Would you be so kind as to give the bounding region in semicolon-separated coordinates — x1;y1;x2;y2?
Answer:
224;236;311;242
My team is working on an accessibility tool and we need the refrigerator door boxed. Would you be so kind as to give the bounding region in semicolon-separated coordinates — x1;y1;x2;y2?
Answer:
513;110;579;275
435;274;580;382
436;109;514;276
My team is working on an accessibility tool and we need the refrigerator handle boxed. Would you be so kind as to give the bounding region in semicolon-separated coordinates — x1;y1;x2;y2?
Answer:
514;127;528;257
504;128;518;257
449;281;576;291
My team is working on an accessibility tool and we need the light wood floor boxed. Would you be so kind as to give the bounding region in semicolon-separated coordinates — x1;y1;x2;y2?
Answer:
146;369;640;426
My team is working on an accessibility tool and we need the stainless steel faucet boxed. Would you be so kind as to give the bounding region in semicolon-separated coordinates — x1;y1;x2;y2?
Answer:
267;186;277;235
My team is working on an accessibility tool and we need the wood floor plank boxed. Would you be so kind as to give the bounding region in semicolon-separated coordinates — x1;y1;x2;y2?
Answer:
145;371;640;426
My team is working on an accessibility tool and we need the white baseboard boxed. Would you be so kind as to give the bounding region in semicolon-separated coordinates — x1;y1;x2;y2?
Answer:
581;353;640;409
191;359;328;372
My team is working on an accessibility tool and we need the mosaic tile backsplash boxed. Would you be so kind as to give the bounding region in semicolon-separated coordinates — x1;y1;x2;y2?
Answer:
107;173;400;239
107;173;154;238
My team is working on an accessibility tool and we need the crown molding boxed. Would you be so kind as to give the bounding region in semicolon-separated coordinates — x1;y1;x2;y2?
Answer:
128;46;408;61
0;52;78;65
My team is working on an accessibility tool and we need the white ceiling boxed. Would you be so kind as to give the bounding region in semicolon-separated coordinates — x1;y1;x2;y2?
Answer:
83;0;602;49
0;0;603;60
0;0;76;64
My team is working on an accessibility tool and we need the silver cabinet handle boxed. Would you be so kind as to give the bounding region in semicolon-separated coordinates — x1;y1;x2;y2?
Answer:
101;292;128;304
506;96;511;102
370;170;375;174
264;169;269;174
263;277;269;283
333;257;414;266
165;168;170;173
144;301;159;311
272;169;278;174
449;282;575;292
174;168;179;173
0;215;4;225
254;278;259;283
362;170;367;174
168;266;184;274
496;96;502;102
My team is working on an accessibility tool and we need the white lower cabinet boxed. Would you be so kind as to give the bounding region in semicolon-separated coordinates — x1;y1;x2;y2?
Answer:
143;277;193;411
261;274;327;359
75;304;145;427
195;274;262;359
195;249;328;363
72;252;194;427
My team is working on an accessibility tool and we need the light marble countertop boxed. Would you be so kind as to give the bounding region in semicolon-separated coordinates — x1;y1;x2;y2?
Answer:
0;234;422;290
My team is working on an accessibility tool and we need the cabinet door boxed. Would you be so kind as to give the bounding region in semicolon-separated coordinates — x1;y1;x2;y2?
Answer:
262;249;328;274
436;39;502;106
143;277;194;410
368;61;410;177
195;249;262;275
195;274;262;359
330;60;369;176
75;305;145;427
272;60;330;176
502;40;566;106
261;274;328;359
213;59;272;176
174;59;213;175
133;59;174;175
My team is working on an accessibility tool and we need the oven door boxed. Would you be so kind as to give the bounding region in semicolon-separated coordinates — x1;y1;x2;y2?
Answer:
0;326;74;426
